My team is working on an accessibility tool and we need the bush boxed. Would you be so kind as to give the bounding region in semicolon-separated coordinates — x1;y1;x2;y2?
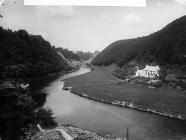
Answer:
34;108;57;129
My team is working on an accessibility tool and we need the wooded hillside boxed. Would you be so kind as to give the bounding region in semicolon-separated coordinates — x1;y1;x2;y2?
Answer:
92;16;186;69
0;27;71;79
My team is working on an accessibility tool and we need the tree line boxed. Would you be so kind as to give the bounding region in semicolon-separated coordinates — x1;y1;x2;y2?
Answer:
0;27;75;79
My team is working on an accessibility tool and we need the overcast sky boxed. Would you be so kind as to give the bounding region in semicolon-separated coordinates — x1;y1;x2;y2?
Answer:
0;0;186;52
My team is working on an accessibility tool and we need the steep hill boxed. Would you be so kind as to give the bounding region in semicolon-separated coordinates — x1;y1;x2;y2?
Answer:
0;27;70;79
92;16;186;69
56;48;80;61
56;50;81;68
86;51;99;64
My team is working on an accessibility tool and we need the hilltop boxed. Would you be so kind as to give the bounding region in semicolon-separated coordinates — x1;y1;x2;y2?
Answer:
92;16;186;70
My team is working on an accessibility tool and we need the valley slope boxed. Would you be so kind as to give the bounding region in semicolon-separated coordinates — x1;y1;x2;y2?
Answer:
92;16;186;69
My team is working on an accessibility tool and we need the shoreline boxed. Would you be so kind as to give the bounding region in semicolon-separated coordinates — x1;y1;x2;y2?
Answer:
30;67;80;90
32;124;125;140
66;87;186;121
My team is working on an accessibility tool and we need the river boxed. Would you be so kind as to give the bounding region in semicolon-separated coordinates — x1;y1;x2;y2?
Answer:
35;67;186;140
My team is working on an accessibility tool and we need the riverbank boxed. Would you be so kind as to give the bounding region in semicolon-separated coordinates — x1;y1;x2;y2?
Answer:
64;65;186;120
32;124;125;140
0;67;79;140
30;67;80;91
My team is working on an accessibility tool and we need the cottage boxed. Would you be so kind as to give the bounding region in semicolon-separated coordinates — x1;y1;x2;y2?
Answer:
136;65;160;78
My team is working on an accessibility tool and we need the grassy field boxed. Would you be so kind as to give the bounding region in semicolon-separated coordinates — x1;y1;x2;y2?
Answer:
64;65;186;119
64;64;122;87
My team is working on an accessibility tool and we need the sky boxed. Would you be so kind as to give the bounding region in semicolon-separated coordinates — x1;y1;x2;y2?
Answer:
0;0;186;52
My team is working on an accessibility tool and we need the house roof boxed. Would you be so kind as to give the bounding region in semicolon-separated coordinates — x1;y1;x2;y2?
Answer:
143;65;160;72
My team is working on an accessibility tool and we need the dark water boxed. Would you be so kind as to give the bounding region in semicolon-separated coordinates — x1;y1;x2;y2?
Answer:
36;67;186;140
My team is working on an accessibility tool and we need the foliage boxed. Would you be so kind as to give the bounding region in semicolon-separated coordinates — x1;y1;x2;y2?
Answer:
92;16;186;69
0;27;69;79
76;51;94;61
0;88;57;140
31;91;47;107
56;47;80;61
0;27;66;139
34;108;57;129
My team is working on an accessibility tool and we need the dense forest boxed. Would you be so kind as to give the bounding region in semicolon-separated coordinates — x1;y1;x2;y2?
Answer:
92;16;186;69
0;27;72;79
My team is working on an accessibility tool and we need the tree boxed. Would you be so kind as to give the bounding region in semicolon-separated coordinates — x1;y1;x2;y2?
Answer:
34;108;57;128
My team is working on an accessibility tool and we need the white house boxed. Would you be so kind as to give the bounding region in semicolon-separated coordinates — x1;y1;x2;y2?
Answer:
136;65;160;78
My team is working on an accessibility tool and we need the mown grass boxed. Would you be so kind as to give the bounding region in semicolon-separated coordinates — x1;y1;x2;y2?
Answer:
64;65;186;118
64;64;122;87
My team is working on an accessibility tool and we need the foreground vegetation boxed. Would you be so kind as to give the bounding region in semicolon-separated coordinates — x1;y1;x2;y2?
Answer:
0;80;57;140
0;27;80;140
64;65;186;120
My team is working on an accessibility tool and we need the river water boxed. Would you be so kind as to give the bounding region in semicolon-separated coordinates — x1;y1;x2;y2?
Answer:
36;67;186;140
